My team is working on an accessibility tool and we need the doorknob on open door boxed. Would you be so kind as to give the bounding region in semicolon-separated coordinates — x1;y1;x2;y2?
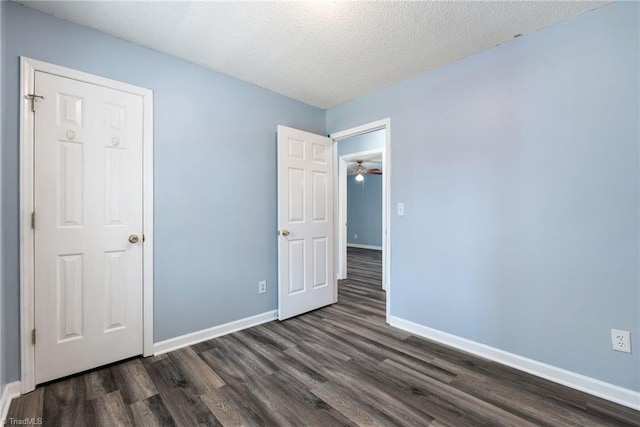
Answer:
280;229;290;236
129;234;140;244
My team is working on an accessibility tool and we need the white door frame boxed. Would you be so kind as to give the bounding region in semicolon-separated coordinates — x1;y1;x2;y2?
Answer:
330;118;391;321
19;57;154;393
337;148;385;283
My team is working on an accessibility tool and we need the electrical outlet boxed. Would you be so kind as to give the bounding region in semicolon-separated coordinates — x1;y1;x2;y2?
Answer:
611;329;631;353
258;280;267;294
354;234;358;240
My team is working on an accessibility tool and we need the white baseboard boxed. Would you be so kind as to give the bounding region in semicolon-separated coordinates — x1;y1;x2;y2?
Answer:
347;243;382;250
153;310;278;356
0;382;22;423
388;316;640;411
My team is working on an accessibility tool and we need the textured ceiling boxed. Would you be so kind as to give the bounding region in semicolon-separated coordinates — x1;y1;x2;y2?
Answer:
18;1;609;109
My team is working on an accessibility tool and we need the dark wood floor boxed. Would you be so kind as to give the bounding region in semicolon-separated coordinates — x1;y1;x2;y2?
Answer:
8;247;640;426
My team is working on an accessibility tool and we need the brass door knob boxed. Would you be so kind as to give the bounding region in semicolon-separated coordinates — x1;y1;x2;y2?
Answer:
281;229;290;236
129;234;140;244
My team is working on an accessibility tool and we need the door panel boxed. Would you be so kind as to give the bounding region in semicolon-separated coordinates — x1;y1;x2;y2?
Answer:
277;126;335;320
312;237;328;288
57;254;83;341
34;71;144;384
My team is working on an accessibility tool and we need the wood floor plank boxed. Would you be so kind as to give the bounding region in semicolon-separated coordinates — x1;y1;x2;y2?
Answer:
168;346;226;394
111;358;158;405
334;357;512;426
223;377;305;427
433;357;594;411
240;323;298;351
317;315;444;366
160;388;222;426
449;370;610;427
92;390;133;426
321;357;481;426
6;387;44;423
8;247;640;426
200;388;254;426
585;397;640;426
143;355;189;391
310;359;436;426
84;367;118;401
232;329;328;389
428;354;618;426
260;319;305;345
383;352;457;384
380;358;538;426
286;315;387;365
43;375;84;408
297;313;430;367
249;371;354;427
311;381;390;427
128;394;176;427
281;322;354;364
45;399;97;426
215;380;282;426
199;335;275;384
268;369;356;427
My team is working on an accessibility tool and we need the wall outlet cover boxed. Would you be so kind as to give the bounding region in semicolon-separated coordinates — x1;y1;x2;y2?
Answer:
611;329;631;353
258;280;267;294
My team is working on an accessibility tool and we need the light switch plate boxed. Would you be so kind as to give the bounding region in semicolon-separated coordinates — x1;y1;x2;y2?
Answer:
397;202;405;216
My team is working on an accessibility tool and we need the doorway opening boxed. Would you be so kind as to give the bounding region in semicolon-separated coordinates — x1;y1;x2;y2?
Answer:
330;119;391;321
338;147;384;280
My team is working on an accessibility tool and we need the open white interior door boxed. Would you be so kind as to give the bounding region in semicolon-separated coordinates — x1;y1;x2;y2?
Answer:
277;126;335;320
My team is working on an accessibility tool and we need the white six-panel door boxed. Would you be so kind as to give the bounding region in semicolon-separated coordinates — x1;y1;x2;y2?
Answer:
277;126;335;320
34;71;144;384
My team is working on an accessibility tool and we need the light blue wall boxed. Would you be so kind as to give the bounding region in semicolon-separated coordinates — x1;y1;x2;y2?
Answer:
337;129;384;157
1;2;325;382
347;174;382;247
328;3;639;391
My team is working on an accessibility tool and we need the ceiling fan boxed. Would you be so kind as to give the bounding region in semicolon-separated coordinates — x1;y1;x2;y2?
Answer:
351;161;382;182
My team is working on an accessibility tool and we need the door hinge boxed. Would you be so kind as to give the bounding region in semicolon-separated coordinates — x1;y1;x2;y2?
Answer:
26;93;44;113
32;329;36;345
31;212;36;229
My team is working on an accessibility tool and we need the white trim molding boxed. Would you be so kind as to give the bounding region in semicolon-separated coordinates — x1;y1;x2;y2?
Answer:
347;243;382;251
19;57;154;393
153;310;278;356
331;119;388;140
0;382;22;423
389;316;640;411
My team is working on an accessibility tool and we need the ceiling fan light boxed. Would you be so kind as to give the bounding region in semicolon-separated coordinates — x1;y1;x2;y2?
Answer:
355;173;364;182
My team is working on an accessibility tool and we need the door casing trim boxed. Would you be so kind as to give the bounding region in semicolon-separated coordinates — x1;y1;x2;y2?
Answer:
19;57;154;393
